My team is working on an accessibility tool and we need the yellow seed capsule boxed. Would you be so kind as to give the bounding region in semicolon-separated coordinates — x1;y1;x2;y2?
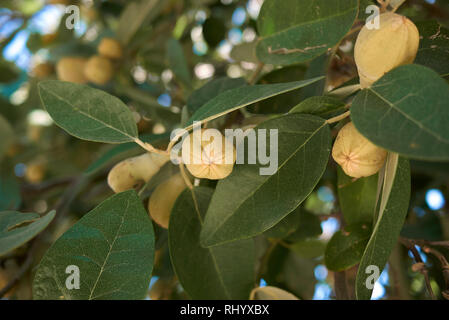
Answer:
148;173;186;229
98;38;123;60
354;12;419;88
107;153;169;193
84;55;114;85
181;129;236;180
332;122;387;178
56;57;88;84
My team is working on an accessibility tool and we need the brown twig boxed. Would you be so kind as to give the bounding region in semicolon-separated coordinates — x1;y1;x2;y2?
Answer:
399;238;437;300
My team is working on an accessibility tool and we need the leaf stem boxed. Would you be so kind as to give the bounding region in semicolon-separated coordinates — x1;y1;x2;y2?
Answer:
326;110;351;124
134;138;168;155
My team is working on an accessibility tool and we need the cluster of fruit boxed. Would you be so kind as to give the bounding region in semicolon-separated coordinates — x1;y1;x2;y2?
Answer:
332;12;419;178
55;37;123;85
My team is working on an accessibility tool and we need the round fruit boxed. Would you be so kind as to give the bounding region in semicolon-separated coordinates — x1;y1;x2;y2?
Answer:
56;57;88;84
354;12;419;88
98;38;123;60
148;173;186;229
84;55;114;85
181;129;236;180
107;153;169;193
332;122;387;178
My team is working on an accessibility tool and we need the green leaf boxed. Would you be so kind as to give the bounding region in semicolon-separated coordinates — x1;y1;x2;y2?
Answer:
290;238;326;259
351;64;449;161
250;65;307;114
186;78;324;129
256;0;358;65
325;224;371;272
187;77;247;114
33;191;155;300
264;207;322;241
166;38;192;89
200;114;331;247
415;21;449;77
290;95;347;119
355;154;411;300
301;53;330;99
38;81;138;144
0;114;14;161
0;211;55;257
337;168;378;225
230;41;258;63
169;187;255;299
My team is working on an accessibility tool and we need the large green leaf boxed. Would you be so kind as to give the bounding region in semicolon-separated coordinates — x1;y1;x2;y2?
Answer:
33;191;155;300
186;78;324;129
324;224;371;272
169;187;255;299
200;114;331;247
351;64;449;161
264;207;322;241
186;77;247;114
250;66;307;114
415;21;449;77
355;154;411;300
337;168;378;225
38;81;138;143
256;0;358;65
0;211;55;257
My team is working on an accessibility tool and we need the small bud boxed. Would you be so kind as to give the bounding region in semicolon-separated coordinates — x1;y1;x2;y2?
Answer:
355;12;419;88
181;129;236;180
332;122;387;178
98;38;123;60
107;153;169;193
148;173;186;229
56;57;88;84
84;55;114;85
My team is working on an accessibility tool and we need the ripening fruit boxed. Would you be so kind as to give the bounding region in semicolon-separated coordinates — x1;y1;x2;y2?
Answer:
84;55;114;85
354;12;419;88
181;129;236;180
148;173;186;229
56;57;88;84
332;122;387;178
32;63;54;79
98;38;123;60
107;153;169;193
